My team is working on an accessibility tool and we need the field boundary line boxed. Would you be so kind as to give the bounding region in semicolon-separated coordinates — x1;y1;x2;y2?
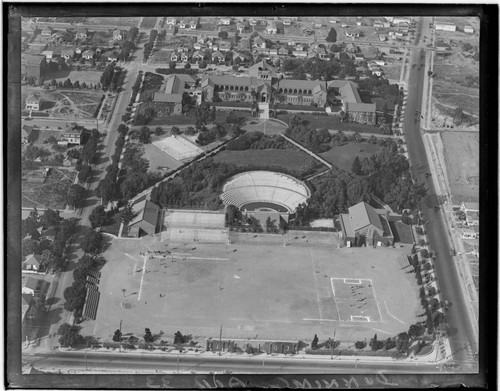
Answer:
369;278;384;323
137;255;148;301
329;278;342;321
309;249;324;320
384;300;406;325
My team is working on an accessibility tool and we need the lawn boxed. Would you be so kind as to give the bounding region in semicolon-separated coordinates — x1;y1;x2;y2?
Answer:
45;68;103;87
147;112;197;126
142;143;182;173
80;236;418;345
22;167;76;210
141;17;158;28
319;141;382;172
277;114;384;134
213;149;321;173
85;17;141;27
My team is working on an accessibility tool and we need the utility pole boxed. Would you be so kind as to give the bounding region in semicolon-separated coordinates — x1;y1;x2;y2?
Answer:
119;319;123;353
219;324;222;356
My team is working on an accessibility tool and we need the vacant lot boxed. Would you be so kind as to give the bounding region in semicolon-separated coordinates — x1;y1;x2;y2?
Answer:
277;114;383;134
22;87;104;119
141;17;158;28
85;17;140;27
432;80;479;117
45;67;103;87
213;149;320;173
22;167;76;210
441;131;479;203
319;141;381;173
81;236;418;344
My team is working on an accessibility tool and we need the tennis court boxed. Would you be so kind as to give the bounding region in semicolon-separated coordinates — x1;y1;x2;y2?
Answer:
152;135;203;161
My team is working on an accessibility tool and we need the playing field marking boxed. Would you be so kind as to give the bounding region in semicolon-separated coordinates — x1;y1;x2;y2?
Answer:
302;318;338;322
384;300;406;325
123;252;140;275
309;249;324;320
329;279;342;321
370;327;393;336
351;315;370;322
370;280;384;322
137;255;148;301
229;318;297;324
344;278;362;284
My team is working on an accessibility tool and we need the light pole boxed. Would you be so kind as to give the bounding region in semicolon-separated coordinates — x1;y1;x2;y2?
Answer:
119;319;123;353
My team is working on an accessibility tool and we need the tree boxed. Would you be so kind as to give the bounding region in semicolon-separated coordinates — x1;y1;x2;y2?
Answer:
63;281;87;312
169;61;176;70
354;341;367;349
58;323;85;347
67;184;86;209
199;60;207;69
88;205;108;229
81;230;103;254
63;78;72;88
171;126;181;135
73;80;80;89
311;334;319;350
78;165;92;183
155;127;164;136
113;329;122;342
40;208;61;229
120;203;138;224
28;296;46;320
144;328;154;343
139;126;151;144
326;27;337;43
408;323;425;339
218;30;229;39
351;155;363;175
184;62;191;70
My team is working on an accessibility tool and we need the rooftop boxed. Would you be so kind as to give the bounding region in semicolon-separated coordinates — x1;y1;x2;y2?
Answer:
348;201;384;232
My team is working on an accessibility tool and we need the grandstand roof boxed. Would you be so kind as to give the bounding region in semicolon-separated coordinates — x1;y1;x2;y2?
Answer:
83;288;100;320
129;199;160;227
348;202;384;232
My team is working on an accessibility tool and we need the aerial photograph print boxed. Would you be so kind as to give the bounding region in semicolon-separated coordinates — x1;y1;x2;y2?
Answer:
6;3;491;389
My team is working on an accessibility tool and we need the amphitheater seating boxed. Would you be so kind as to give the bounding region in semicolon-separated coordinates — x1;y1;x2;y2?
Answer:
221;171;310;213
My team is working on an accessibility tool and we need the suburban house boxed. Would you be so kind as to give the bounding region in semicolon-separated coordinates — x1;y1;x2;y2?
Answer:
339;201;395;246
59;124;83;145
22;277;48;297
181;52;192;62
266;21;278;34
127;199;162;237
192;51;204;62
23;254;43;271
461;202;479;227
282;18;292;26
292;50;308;58
40;27;53;36
464;25;474;34
189;19;199;29
253;36;266;49
41;49;54;60
435;22;457;31
219;18;231;26
166;17;176;25
346;30;360;38
211;50;225;62
112;29;123;41
76;27;88;40
25;95;42;111
170;52;179;62
60;48;75;60
179;20;187;29
374;21;384;28
82;49;95;60
22;125;36;143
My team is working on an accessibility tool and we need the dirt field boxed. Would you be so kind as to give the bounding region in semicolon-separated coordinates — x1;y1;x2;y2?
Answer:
441;132;479;203
319;141;381;173
22;87;104;119
80;235;418;344
142;143;182;174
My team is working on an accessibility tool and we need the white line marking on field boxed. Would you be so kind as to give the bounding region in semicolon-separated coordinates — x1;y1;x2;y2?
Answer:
137;255;148;301
309;249;323;320
384;300;406;325
330;278;342;321
302;318;338;322
229;318;296;323
370;327;393;335
370;279;384;322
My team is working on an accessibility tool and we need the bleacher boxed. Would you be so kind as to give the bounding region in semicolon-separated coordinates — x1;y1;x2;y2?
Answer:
82;288;100;320
221;171;310;213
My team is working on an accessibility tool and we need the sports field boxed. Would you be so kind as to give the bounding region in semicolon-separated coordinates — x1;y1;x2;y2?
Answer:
81;236;419;344
152;135;203;161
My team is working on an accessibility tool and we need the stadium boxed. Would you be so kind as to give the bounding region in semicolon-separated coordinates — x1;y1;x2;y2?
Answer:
220;170;311;215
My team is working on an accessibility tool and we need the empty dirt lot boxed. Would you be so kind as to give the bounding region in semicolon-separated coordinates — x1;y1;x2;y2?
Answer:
81;236;418;345
441;131;479;203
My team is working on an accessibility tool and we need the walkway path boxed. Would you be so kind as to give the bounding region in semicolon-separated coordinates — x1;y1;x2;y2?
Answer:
280;134;332;170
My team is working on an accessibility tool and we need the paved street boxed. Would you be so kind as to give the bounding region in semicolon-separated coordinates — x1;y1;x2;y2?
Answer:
400;18;477;365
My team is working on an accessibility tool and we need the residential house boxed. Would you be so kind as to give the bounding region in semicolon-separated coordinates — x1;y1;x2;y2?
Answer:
82;49;95;60
267;21;278;34
232;51;251;64
181;52;192;62
219;18;231;26
292;50;308;58
237;38;251;51
192;51;204;62
461;202;479;227
339;201;394;246
40;27;53;36
59;124;83;145
253;35;266;49
166;17;176;25
189;19;199;30
218;40;232;51
127;199;161;237
112;29;123;41
393;17;411;25
373;21;384;28
22;277;48;296
353;53;365;62
379;34;387;42
464;25;474;34
193;42;206;51
42;49;54;60
22;294;33;322
211;50;225;63
435;22;457;32
435;40;451;52
282;18;292;26
22;125;35;143
60;48;75;60
346;43;357;53
345;30;360;38
76;27;88;40
23;253;43;271
25;95;42;111
277;46;289;56
170;52;180;62
249;19;257;26
107;51;119;62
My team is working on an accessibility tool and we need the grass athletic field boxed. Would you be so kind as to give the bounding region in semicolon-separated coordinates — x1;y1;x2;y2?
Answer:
81;236;419;344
